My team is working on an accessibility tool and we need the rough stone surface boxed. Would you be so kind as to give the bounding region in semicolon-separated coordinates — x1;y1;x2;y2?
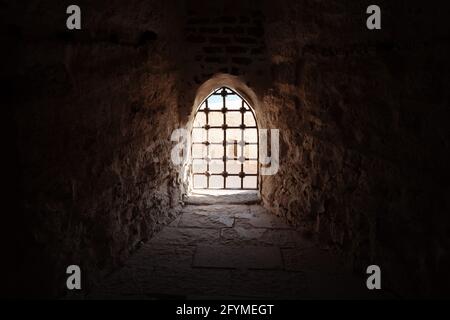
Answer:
185;191;260;205
179;210;234;228
5;0;186;296
257;1;450;297
193;245;283;270
89;204;383;299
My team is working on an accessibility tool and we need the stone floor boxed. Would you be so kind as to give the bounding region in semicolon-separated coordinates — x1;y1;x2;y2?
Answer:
89;202;384;299
185;190;260;205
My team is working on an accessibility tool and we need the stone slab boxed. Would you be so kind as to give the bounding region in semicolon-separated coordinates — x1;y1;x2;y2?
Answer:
178;211;234;228
185;192;260;205
220;226;273;246
182;204;248;217
193;245;282;270
150;227;220;246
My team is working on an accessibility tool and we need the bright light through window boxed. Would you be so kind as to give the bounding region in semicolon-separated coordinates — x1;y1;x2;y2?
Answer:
191;87;258;189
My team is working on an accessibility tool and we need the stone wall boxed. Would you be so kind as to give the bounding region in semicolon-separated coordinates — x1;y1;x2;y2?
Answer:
184;2;265;81
5;0;186;297
258;0;450;297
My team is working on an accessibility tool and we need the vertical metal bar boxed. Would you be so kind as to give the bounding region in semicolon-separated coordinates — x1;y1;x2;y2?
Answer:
256;111;259;190
206;99;209;189
222;88;227;189
241;99;244;189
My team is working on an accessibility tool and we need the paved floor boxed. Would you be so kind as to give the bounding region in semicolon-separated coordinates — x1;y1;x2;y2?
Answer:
89;203;381;299
185;190;260;205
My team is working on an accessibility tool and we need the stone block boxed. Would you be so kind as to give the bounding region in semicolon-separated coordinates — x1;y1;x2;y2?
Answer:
193;245;282;269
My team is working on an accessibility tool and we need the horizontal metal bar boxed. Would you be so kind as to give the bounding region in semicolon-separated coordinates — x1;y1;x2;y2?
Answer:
192;157;258;161
191;142;258;145
192;188;258;190
197;109;246;112
192;173;258;176
211;93;236;96
192;126;257;129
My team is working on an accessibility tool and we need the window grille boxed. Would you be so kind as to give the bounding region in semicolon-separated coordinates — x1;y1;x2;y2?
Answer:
191;87;258;189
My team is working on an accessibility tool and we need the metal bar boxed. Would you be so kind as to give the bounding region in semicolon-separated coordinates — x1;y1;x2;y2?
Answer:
197;110;242;113
193;173;258;176
194;125;257;129
192;157;258;161
206;99;209;189
192;188;258;190
192;142;258;145
222;88;227;189
241;99;244;189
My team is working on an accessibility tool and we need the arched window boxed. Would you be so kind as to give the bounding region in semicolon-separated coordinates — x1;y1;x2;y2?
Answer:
191;87;258;190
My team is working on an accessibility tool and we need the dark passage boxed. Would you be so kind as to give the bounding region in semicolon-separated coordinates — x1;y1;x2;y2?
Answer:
4;0;450;299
